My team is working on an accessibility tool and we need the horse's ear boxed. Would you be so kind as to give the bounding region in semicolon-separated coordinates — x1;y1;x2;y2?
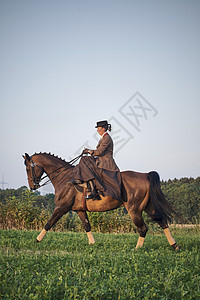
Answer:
25;153;31;161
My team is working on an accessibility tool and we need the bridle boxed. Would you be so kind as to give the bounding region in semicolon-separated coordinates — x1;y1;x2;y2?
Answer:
29;160;69;189
28;161;43;188
27;153;83;189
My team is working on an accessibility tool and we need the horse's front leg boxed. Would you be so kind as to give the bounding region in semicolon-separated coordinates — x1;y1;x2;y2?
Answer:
76;211;95;244
36;206;69;242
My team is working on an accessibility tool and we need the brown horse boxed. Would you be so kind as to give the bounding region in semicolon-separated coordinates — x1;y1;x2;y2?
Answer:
23;152;180;250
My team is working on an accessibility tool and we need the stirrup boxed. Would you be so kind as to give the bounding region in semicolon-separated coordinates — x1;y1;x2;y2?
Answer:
84;191;100;200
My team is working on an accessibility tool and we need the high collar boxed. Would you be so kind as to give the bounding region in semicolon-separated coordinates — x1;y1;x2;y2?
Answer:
101;132;108;139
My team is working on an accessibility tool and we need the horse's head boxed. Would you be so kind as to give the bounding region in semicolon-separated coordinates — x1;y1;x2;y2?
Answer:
22;153;44;190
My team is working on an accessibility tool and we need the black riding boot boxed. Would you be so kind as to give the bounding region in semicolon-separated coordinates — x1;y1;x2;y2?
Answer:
85;180;98;200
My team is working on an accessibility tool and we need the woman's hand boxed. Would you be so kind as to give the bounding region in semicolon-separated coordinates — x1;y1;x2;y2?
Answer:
83;148;89;154
83;148;93;155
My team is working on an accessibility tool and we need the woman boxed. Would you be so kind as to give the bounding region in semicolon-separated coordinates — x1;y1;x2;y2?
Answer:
69;120;121;200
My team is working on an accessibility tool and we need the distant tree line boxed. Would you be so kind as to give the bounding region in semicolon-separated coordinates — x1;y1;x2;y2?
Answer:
161;177;200;223
0;177;199;232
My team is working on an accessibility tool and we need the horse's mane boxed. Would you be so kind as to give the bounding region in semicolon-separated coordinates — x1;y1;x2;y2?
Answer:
32;152;74;167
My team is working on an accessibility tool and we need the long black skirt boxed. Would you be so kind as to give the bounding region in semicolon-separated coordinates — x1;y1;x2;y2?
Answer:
73;156;122;201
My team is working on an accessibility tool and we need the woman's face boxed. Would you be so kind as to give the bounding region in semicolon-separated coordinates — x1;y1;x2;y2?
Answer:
97;126;106;136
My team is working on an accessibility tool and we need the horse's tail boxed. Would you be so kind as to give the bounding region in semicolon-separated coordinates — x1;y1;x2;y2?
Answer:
148;171;178;223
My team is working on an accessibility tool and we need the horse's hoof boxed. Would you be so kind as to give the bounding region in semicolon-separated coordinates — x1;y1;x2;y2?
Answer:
35;239;39;243
171;243;180;251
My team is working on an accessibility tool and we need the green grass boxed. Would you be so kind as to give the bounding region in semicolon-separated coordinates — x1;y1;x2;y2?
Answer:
0;229;200;299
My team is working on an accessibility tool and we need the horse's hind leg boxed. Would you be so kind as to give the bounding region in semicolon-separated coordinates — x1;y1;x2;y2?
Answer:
125;205;148;249
158;218;180;250
145;204;180;250
76;211;95;244
135;213;148;249
36;206;68;242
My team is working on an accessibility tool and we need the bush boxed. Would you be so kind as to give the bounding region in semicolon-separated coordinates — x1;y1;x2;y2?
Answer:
1;176;200;232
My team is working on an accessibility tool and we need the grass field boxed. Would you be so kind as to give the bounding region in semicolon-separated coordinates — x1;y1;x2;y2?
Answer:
0;228;200;299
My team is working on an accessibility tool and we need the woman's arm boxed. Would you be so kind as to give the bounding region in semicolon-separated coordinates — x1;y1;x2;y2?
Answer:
90;135;111;156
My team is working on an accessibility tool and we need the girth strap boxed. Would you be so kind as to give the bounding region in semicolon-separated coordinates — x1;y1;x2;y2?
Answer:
82;187;88;211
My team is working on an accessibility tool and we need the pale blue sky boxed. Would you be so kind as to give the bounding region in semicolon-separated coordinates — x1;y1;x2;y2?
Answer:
1;0;200;193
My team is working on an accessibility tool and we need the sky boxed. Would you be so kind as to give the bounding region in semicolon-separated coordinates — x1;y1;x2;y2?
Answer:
1;0;200;194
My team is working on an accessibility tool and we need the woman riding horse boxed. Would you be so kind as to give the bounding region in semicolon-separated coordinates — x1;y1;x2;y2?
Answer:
69;120;121;200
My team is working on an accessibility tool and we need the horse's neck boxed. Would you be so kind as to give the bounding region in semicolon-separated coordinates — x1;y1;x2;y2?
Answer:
35;154;72;176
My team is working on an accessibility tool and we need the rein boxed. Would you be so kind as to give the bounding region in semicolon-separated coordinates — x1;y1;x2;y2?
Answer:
30;153;83;189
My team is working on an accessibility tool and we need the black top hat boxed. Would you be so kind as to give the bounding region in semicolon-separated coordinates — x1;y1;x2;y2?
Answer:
95;120;108;128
